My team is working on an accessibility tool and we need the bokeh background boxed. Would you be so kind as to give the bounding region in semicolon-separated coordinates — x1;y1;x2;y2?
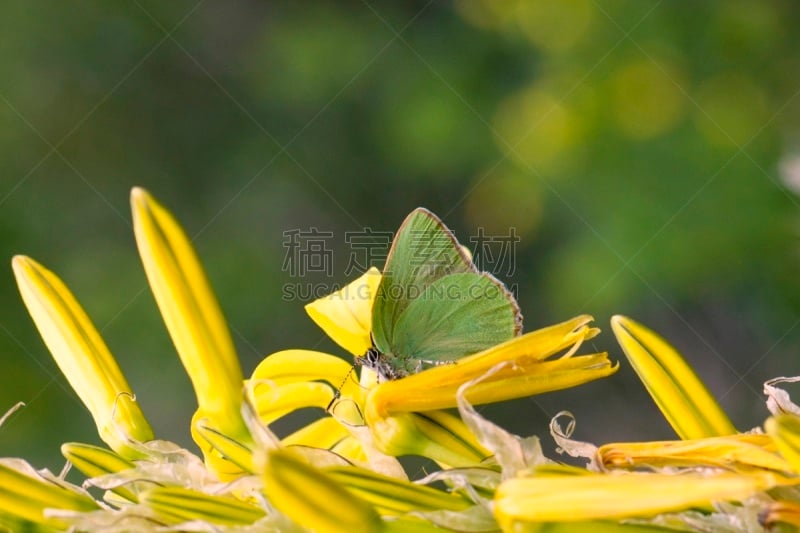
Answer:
3;1;800;471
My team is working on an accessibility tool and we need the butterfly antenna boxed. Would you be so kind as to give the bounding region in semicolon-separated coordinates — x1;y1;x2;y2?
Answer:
326;365;356;412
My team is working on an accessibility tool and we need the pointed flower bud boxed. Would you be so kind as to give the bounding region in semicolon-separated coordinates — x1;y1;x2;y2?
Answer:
262;448;383;533
131;187;251;474
12;256;153;457
611;315;736;439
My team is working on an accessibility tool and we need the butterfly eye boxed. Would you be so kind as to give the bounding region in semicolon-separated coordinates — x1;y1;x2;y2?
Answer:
367;347;380;364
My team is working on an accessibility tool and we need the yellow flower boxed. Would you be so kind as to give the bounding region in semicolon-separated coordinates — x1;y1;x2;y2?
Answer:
366;409;491;468
325;465;474;516
247;347;372;465
765;413;800;474
366;315;615;419
305;266;382;356
597;433;793;474
247;269;489;468
12;190;800;531
140;486;266;527
131;187;252;478
262;448;383;533
61;442;138;503
12;256;153;458
261;448;473;531
493;464;777;529
0;459;99;530
611;315;736;440
303;269;617;465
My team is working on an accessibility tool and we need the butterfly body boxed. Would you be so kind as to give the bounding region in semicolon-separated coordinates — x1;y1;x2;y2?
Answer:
362;208;523;381
355;347;416;381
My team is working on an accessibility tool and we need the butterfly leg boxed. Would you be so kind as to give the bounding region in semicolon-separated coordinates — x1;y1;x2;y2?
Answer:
411;358;457;373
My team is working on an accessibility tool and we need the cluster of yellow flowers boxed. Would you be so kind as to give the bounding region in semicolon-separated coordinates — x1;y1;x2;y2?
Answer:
2;187;800;532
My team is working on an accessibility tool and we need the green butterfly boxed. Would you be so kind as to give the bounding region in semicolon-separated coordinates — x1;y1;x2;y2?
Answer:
356;208;523;380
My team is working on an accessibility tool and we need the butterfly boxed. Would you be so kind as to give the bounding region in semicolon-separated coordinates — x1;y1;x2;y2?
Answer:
356;208;523;381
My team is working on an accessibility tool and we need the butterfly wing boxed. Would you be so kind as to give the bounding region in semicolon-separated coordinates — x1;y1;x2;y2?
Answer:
371;208;475;355
388;272;522;365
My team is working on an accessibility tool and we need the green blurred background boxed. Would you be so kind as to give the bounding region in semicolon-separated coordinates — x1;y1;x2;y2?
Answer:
2;1;800;470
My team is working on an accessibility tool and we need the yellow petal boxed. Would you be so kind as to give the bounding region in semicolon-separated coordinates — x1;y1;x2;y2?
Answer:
192;416;256;475
281;417;349;448
131;188;250;454
494;469;775;526
262;448;383;533
305;268;381;356
598;433;792;473
281;418;368;463
140;486;265;526
12;256;153;457
367;316;613;418
367;410;490;467
331;437;369;464
0;513;44;533
252;381;336;424
61;442;138;503
326;465;473;515
250;349;362;403
249;349;368;430
765;413;800;474
0;460;99;528
611;315;736;440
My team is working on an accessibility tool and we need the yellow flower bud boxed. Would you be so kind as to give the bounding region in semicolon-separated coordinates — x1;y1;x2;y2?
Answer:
262;448;383;533
131;187;251;474
611;315;736;439
13;256;153;458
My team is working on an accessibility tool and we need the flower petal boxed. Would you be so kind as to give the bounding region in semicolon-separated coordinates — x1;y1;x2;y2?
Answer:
192;418;256;476
326;465;473;515
0;459;99;529
131;188;250;459
457;367;552;477
250;349;361;400
12;256;153;457
765;413;800;474
61;443;138;503
367;410;490;467
252;381;336;424
598;433;791;474
281;418;367;464
611;315;736;440
494;468;776;526
262;448;383;533
305;268;381;356
367;316;613;418
764;376;800;415
140;486;265;526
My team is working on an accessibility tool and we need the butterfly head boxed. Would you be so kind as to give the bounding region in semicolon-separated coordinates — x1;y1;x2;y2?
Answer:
364;346;381;366
355;346;407;382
